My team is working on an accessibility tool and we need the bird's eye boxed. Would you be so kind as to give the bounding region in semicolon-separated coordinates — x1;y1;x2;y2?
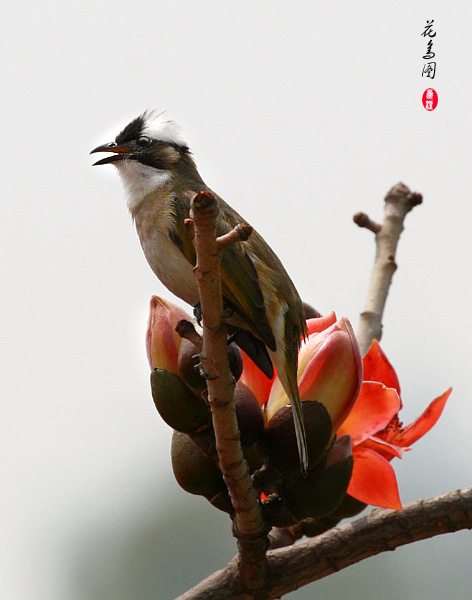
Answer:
137;136;152;147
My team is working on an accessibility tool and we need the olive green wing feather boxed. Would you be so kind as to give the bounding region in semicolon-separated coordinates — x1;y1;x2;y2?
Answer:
219;241;277;352
170;191;276;352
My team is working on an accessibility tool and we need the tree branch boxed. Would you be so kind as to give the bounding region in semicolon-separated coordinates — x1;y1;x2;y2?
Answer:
355;183;423;355
172;183;465;600
189;191;270;593
174;487;472;600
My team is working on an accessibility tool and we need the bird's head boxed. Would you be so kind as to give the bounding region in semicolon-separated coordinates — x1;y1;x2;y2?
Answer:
91;111;202;210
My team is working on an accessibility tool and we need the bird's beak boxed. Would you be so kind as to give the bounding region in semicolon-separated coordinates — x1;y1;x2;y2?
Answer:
90;142;133;166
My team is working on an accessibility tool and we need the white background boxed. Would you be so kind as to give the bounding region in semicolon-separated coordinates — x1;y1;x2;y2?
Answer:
1;2;470;598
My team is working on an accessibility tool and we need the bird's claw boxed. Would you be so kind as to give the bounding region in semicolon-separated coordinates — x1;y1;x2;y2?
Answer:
193;361;217;381
193;301;233;322
192;302;203;324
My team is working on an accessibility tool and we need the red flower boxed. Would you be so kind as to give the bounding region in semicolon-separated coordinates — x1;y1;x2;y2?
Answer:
240;313;340;408
146;297;451;513
262;315;363;438
338;339;451;510
241;315;450;511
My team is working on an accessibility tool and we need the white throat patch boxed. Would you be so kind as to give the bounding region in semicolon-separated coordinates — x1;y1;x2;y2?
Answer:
115;160;171;212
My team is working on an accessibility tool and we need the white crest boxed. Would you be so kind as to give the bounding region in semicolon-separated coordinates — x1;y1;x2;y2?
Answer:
141;111;187;146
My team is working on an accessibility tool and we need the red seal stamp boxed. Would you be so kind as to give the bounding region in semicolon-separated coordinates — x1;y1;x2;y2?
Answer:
422;88;438;111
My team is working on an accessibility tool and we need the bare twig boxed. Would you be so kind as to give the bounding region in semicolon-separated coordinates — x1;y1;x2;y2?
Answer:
217;222;254;249
353;212;381;234
190;191;270;593
174;319;203;351
355;183;423;355
174;487;472;600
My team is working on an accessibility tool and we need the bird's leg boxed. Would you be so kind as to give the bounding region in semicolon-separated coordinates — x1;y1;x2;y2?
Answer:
189;304;218;380
193;300;233;328
194;360;217;381
191;302;234;378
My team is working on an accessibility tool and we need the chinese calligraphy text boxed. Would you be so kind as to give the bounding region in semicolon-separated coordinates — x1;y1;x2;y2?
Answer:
422;19;437;79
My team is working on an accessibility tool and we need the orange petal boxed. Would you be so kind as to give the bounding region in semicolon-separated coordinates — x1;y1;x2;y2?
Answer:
359;436;405;460
347;447;402;510
363;340;401;399
337;381;400;445
395;388;452;447
239;350;275;407
306;312;337;336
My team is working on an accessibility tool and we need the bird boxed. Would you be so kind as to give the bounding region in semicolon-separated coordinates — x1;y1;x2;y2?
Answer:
91;111;309;473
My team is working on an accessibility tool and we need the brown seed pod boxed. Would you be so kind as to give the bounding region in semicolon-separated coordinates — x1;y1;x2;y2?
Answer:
265;401;333;475
208;489;233;514
281;455;354;521
328;494;367;520
171;431;229;508
151;368;211;434
178;339;243;391
234;382;265;448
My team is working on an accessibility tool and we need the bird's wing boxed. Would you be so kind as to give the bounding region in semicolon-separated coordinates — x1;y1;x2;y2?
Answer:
219;241;276;352
171;193;276;352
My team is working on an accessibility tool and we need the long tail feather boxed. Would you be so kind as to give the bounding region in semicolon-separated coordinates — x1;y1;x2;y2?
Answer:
269;350;309;475
286;372;309;476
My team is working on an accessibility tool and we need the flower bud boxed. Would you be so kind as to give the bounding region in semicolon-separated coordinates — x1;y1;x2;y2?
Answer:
283;457;354;521
234;382;265;448
265;317;362;435
171;431;232;513
151;368;211;434
146;296;192;372
280;435;353;521
178;339;243;392
265;401;333;474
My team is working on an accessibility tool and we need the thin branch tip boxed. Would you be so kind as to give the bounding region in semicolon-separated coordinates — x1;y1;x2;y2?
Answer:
357;182;422;355
217;223;254;250
385;183;423;212
191;190;219;220
175;319;203;349
407;191;423;207
353;212;381;234
183;217;194;231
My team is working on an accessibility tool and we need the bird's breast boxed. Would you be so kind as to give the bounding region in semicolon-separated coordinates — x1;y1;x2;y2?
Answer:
134;204;198;305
